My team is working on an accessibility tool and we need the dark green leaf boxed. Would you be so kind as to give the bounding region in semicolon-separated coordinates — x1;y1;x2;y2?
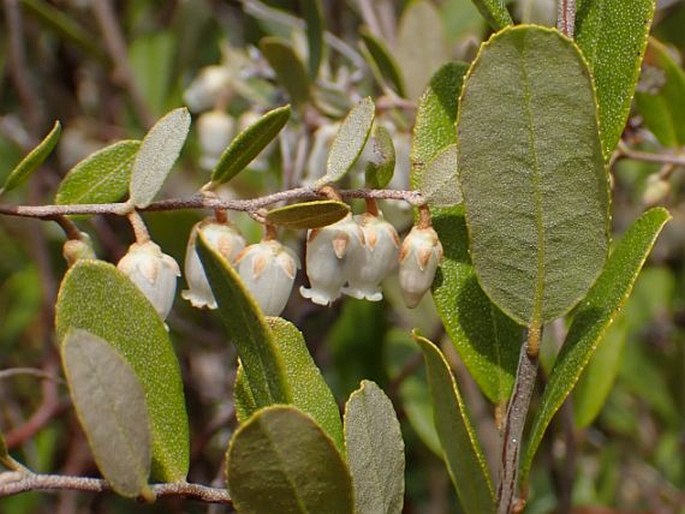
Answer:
418;144;461;207
197;233;289;406
576;0;655;156
315;97;375;187
635;37;685;148
55;140;140;205
234;363;257;424
458;26;609;326
55;260;189;482
413;332;495;514
62;329;151;498
301;0;324;78
521;207;670;483
266;200;350;229
359;29;406;97
364;125;396;189
210;105;290;186
0;121;60;195
226;406;354;514
469;0;513;30
344;380;404;514
128;32;176;117
129;107;191;208
260;37;311;107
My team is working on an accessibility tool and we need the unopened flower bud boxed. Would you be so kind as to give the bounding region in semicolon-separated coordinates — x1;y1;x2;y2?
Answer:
300;215;364;306
117;241;180;320
642;174;670;207
236;239;300;316
343;213;400;301
63;233;96;267
182;220;246;309
398;225;443;308
197;110;234;169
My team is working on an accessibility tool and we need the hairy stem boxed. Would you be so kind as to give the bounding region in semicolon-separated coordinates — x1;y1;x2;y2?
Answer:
557;0;576;38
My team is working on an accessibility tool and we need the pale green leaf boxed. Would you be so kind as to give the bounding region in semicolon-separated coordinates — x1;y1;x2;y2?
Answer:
210;105;291;186
315;97;375;187
62;329;151;498
364;125;396;189
55;260;189;482
0;121;60;195
458;26;609;326
414;333;494;514
128;32;176;117
197;233;289;406
575;0;655;156
521;207;670;483
635;37;685;148
265;200;350;229
344;380;405;514
260;37;311;107
359;29;406;97
55;140;140;205
226;406;354;514
129;107;190;208
469;0;512;30
301;0;324;78
418;144;461;207
234;363;257;424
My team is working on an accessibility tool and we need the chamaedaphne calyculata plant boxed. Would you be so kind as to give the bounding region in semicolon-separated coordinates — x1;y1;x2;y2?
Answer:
1;0;684;512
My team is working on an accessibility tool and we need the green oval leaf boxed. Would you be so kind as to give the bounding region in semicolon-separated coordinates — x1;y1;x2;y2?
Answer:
575;0;655;156
55;260;189;482
210;105;291;186
364;125;396;189
62;329;151;498
344;380;405;514
55;140;140;205
458;25;609;326
315;97;375;187
418;144;461;207
470;0;513;31
413;332;495;514
635;37;685;148
0;121;61;195
260;37;311;107
226;406;354;514
359;29;406;97
266;200;350;229
301;0;324;78
521;207;670;485
129;107;191;208
196;233;289;406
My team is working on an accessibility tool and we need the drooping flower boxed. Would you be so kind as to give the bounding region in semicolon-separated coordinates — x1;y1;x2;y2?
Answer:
236;239;300;316
300;215;364;306
343;212;400;301
182;219;246;309
117;241;180;320
197;110;235;169
398;225;444;308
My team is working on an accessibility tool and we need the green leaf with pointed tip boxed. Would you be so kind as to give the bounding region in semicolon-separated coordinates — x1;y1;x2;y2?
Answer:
344;380;404;514
197;233;289;406
432;206;520;403
575;0;655;156
360;29;406;97
315;97;375;187
130;107;190;208
236;317;344;452
226;406;354;514
418;144;461;207
62;329;151;498
364;125;395;189
410;61;469;190
413;332;495;514
469;0;512;30
260;37;311;107
458;26;609;326
265;200;349;229
0;121;60;195
210;105;291;186
55;260;188;482
521;207;670;484
301;0;324;78
635;37;685;148
55;140;140;205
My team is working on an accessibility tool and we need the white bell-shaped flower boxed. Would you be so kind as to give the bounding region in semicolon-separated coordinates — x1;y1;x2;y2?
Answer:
343;213;400;301
117;241;180;320
398;225;444;308
182;220;246;309
197;110;234;169
182;65;232;112
300;215;364;306
236;239;300;316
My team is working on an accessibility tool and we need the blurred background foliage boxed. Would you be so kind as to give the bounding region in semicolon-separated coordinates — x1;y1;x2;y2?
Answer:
0;0;684;513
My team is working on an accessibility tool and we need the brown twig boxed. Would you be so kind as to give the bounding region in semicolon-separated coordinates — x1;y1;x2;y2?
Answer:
616;143;685;168
557;0;576;38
